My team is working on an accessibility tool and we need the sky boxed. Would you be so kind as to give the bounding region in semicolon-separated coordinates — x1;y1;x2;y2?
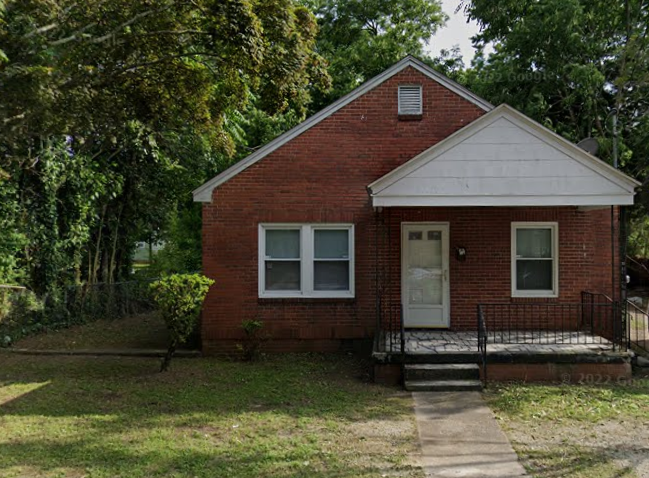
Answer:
426;0;482;66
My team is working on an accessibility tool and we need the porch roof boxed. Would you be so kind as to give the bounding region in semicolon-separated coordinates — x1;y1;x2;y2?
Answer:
368;104;640;208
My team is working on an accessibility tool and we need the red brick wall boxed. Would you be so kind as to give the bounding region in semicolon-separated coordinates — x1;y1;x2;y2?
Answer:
201;66;619;354
378;207;619;331
485;362;631;382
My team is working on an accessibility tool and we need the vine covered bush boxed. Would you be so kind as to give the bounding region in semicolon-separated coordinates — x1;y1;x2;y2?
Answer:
238;319;267;361
150;274;214;371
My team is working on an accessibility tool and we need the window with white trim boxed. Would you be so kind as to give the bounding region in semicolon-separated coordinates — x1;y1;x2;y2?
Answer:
511;222;558;297
398;85;422;115
259;224;354;298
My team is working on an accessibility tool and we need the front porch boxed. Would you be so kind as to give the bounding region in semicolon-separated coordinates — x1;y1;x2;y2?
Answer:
365;106;638;387
373;328;632;387
393;330;613;354
372;295;633;387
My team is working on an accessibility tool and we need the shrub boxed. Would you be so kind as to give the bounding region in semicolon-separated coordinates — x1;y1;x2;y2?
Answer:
150;273;214;371
0;288;44;347
238;319;267;361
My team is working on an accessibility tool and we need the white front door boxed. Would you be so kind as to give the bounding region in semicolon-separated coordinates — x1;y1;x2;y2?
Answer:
402;223;450;328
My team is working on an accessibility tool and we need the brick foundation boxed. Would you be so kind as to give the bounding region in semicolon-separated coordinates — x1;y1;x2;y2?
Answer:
372;360;632;384
373;363;403;386
483;362;632;382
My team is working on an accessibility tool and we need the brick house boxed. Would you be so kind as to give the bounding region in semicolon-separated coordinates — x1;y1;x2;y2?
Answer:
193;56;638;382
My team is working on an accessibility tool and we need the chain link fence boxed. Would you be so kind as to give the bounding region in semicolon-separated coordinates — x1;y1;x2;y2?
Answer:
0;280;157;347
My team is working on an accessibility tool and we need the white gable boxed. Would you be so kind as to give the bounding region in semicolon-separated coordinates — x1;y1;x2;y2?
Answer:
369;105;638;207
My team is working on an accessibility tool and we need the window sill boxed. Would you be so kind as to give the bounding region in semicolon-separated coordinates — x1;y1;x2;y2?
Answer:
258;296;356;305
398;114;423;121
259;292;354;299
511;292;559;299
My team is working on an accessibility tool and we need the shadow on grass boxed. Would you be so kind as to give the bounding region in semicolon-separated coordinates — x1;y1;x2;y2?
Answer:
0;353;410;419
0;353;421;477
0;435;420;478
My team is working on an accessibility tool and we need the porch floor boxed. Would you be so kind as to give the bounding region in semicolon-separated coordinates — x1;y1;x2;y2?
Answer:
389;330;614;354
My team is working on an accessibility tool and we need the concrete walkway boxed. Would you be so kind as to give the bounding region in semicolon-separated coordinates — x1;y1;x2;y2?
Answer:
413;391;528;477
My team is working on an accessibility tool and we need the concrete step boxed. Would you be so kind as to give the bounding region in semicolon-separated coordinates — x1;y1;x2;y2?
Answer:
405;379;483;392
405;363;480;381
402;352;481;364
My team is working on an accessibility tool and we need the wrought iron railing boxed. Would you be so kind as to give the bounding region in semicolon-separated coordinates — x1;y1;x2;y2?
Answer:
399;304;405;362
477;295;625;351
581;291;625;350
477;304;487;387
626;299;649;354
377;303;404;354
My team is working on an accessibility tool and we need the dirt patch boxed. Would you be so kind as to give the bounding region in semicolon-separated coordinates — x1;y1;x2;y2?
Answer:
503;418;649;477
343;416;423;476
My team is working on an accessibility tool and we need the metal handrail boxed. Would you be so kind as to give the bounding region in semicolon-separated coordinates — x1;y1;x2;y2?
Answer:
477;304;488;387
582;291;624;351
477;298;623;351
400;304;405;357
626;298;649;354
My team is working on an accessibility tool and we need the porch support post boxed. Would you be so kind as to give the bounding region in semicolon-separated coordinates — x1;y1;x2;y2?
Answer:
611;206;616;302
374;207;381;352
619;205;629;350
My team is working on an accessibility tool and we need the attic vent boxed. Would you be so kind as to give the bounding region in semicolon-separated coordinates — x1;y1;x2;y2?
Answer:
398;85;422;115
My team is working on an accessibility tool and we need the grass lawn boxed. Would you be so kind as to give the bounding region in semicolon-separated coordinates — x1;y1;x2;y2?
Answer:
484;377;649;478
0;353;423;478
14;313;170;351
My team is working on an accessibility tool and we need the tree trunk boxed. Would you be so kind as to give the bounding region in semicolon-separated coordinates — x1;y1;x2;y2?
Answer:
108;206;123;284
160;340;177;372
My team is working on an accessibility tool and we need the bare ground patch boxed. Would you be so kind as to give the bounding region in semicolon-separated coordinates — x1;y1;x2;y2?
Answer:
486;379;649;478
503;418;649;477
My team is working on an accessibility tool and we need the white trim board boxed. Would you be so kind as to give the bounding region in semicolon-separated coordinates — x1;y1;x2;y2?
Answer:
369;104;639;207
193;55;493;203
372;195;635;207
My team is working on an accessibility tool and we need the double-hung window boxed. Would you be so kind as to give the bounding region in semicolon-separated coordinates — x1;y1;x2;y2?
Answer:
511;222;558;297
259;224;354;298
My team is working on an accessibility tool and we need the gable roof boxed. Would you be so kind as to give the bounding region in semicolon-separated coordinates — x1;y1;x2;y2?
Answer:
193;55;494;202
369;104;639;207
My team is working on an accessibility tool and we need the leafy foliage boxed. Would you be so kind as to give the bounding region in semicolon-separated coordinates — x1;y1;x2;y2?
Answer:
0;0;328;293
304;0;446;109
238;319;267;361
150;274;214;371
0;280;155;347
0;289;42;346
148;204;203;276
460;0;649;255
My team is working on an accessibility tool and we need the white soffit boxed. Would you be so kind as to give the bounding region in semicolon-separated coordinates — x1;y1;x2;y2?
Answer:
369;104;639;207
192;55;494;203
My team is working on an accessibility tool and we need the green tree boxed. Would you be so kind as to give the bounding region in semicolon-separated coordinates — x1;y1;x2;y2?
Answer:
0;0;329;292
461;0;649;254
304;0;446;109
461;0;649;160
150;274;214;371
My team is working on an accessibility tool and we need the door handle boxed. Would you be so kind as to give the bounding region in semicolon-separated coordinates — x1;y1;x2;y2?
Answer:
443;269;448;281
